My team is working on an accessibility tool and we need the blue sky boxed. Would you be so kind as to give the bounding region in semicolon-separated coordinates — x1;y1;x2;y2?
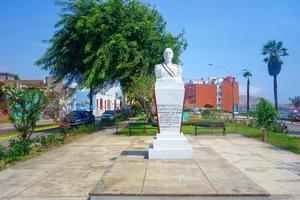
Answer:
0;0;299;103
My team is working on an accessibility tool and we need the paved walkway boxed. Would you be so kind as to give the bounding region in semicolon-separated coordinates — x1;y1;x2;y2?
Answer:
0;128;299;200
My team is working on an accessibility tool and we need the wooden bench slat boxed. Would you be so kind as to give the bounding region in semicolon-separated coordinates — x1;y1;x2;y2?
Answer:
193;121;226;136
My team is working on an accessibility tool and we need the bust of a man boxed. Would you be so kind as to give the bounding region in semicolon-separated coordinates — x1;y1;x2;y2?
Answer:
155;48;182;82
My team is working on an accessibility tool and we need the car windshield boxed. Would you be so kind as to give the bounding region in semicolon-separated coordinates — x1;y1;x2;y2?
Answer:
103;110;114;115
68;111;87;119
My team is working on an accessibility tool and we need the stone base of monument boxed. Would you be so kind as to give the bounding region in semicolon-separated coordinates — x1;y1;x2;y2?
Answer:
148;133;193;159
89;146;269;200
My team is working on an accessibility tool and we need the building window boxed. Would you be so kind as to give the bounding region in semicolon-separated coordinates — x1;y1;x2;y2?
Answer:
100;98;103;109
107;100;111;109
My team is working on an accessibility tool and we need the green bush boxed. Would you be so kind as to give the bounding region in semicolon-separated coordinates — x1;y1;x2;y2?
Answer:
0;145;7;160
252;98;279;130
39;136;50;147
33;135;58;147
5;139;31;162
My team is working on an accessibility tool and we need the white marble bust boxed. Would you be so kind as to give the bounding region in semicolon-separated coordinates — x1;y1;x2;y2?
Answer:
154;48;182;82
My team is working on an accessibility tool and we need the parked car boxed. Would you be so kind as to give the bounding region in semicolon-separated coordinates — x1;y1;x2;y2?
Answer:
289;110;300;122
101;110;116;121
63;110;95;126
193;109;201;116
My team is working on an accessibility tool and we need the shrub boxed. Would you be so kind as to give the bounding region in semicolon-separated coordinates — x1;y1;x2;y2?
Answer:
5;139;31;162
38;136;49;147
0;145;7;160
252;98;279;130
2;86;48;140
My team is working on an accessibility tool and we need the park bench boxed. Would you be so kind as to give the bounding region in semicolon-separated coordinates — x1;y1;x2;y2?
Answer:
193;121;226;136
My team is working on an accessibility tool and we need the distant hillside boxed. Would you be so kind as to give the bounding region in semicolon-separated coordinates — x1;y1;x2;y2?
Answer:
239;95;260;106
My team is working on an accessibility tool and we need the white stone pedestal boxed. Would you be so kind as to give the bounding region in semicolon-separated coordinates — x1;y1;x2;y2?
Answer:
148;79;193;159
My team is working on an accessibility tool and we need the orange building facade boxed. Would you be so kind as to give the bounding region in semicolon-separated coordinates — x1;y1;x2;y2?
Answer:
185;76;239;112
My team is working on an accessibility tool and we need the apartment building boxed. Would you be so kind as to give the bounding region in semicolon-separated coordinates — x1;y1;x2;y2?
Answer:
185;76;239;112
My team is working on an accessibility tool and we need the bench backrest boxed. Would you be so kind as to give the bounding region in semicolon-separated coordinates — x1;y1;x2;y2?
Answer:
193;121;225;127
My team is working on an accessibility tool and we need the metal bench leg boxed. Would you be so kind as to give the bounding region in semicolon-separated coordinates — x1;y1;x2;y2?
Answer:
223;127;226;136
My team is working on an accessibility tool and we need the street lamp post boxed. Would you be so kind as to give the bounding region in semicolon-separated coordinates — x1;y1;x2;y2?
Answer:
208;64;245;120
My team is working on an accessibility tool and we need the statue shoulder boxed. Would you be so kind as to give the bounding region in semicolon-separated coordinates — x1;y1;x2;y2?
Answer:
155;64;163;69
174;64;182;68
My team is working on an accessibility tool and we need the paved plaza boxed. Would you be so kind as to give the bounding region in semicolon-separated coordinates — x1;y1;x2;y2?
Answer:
0;127;299;200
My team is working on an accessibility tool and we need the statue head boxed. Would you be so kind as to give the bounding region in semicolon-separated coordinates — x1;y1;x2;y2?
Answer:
163;48;173;63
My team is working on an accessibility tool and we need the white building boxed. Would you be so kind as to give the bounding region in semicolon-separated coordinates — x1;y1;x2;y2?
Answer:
94;84;123;117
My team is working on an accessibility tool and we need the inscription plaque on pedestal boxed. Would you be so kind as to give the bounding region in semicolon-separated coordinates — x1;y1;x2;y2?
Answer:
157;104;181;130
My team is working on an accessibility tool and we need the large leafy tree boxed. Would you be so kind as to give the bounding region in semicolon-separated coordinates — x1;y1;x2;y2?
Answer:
36;0;187;111
243;70;252;117
262;40;288;111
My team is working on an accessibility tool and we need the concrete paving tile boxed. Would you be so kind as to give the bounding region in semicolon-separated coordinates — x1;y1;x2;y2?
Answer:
45;168;105;181
194;144;267;195
15;169;106;197
99;136;135;146
85;145;122;152
61;161;113;170
143;159;216;195
0;168;47;181
68;135;110;146
9;160;67;170
9;197;88;200
74;151;121;162
204;136;300;196
269;194;300;200
256;179;300;195
130;136;152;148
0;180;33;198
90;156;147;195
200;162;267;195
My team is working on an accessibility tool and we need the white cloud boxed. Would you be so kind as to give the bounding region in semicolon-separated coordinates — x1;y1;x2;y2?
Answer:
239;84;263;96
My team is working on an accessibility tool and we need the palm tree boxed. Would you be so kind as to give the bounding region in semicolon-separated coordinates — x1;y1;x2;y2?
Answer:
289;96;300;110
243;70;252;117
262;40;288;111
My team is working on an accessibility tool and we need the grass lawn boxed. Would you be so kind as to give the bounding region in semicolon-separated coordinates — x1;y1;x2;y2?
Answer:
115;119;300;154
0;120;9;124
116;123;237;135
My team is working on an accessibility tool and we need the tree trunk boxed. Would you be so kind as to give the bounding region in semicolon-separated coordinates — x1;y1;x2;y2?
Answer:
247;78;250;118
273;75;278;111
89;85;93;114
